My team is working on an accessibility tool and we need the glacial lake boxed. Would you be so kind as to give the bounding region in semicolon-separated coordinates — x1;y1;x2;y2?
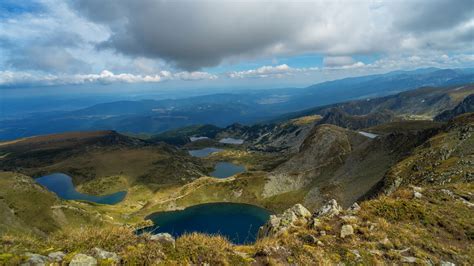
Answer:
219;137;244;144
358;131;378;139
210;162;245;178
35;173;126;205
143;203;270;244
188;147;223;158
190;136;209;142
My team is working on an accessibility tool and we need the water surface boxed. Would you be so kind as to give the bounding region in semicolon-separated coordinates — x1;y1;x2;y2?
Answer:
36;173;126;205
210;162;245;178
358;131;378;139
188;147;223;158
143;202;270;244
190;136;209;142
219;137;244;144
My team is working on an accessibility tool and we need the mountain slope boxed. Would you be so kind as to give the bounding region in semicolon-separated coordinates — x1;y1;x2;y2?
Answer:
0;131;207;188
435;94;474;121
0;172;100;236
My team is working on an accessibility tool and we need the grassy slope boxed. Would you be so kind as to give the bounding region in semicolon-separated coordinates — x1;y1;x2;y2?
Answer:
0;172;101;236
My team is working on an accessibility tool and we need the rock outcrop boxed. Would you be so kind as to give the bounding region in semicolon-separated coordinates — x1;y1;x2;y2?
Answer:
258;204;312;237
69;254;97;266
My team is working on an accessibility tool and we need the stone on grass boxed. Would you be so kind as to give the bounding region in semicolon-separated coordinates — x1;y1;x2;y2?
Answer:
150;233;176;248
91;247;120;263
440;261;455;266
340;224;354;238
347;202;361;214
69;254;97;266
315;199;342;218
401;256;417;263
23;253;49;265
47;251;65;262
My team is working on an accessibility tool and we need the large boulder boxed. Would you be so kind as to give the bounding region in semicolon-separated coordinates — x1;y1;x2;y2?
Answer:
69;254;97;266
48;251;65;262
340;224;354;238
314;199;342;218
23;253;50;265
149;233;176;248
91;248;120;263
258;204;312;237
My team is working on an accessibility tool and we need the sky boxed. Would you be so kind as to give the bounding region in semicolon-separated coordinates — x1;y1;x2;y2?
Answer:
0;0;473;90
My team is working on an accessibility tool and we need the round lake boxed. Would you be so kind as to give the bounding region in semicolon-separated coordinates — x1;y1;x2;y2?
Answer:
143;202;270;244
36;173;126;205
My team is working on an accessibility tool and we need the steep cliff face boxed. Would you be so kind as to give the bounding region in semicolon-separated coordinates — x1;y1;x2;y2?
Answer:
435;94;474;121
316;108;399;130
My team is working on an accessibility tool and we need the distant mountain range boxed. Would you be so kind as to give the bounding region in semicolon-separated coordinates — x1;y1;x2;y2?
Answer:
1;67;473;140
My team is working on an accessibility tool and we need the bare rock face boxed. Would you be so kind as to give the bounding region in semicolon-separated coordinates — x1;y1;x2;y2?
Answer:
258;204;312;237
314;199;342;218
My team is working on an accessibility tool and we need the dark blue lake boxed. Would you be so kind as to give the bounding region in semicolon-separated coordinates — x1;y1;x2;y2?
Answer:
143;203;270;244
188;147;223;158
35;173;126;205
210;162;245;178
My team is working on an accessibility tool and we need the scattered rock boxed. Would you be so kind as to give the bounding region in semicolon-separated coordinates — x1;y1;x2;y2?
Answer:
440;260;455;266
319;230;326;236
341;215;358;224
414;191;423;199
259;204;312;237
314;199;342;218
23;253;49;265
311;218;321;229
150;233;176;248
47;251;65;262
379;237;393;248
401;256;417;263
69;254;97;266
91;247;120;263
290;204;312;218
347;202;361;214
350;249;361;259
340;224;354;238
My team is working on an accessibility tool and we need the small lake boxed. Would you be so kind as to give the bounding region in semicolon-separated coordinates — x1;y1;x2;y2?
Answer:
188;147;223;158
143;202;270;244
35;173;126;205
210;162;245;178
358;131;378;139
190;136;209;142
219;137;244;144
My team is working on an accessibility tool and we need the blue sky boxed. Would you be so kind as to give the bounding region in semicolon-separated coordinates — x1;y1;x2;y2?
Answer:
0;0;473;90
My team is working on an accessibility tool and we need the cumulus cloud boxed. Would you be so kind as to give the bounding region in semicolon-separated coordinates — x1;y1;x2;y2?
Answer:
0;0;473;87
70;0;474;71
0;69;217;87
228;64;318;79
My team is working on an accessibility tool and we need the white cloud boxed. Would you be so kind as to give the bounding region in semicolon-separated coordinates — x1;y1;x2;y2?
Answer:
228;64;319;79
0;69;217;87
0;0;473;87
